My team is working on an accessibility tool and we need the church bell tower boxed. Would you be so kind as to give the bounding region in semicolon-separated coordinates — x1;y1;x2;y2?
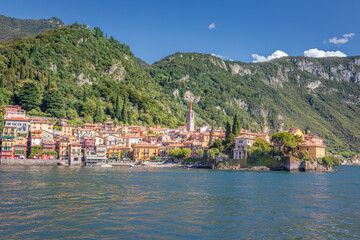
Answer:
186;101;195;132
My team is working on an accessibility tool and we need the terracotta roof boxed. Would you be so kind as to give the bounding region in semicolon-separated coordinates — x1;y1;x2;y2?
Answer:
133;143;159;148
5;118;29;121
70;143;82;146
297;141;326;147
108;146;130;150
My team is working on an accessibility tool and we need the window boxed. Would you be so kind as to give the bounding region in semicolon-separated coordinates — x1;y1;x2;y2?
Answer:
297;147;299;150
307;147;309;151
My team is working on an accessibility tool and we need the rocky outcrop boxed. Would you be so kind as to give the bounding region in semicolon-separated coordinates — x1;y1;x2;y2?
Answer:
290;58;360;83
215;164;270;171
184;90;201;103
229;63;252;76
273;157;334;172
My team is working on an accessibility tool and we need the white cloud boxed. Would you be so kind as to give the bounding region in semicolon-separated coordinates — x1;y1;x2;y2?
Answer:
343;33;355;38
329;33;355;45
304;48;347;58
208;22;216;30
211;53;227;59
251;50;288;63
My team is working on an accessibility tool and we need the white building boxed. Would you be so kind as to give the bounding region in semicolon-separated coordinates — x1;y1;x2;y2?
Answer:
233;135;255;159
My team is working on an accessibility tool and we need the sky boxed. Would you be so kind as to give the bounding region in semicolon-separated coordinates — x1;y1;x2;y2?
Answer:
1;0;359;64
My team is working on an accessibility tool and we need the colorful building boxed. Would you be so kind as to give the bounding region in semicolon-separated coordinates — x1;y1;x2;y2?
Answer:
132;143;160;161
1;136;15;159
69;143;82;165
233;135;256;159
107;146;130;159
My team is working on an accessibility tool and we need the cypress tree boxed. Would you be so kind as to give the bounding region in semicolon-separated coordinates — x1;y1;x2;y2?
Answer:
232;115;241;137
128;109;132;125
94;101;104;123
225;121;231;140
115;94;121;120
29;67;34;80
20;65;26;80
121;97;128;124
0;73;4;91
208;120;215;146
46;72;52;90
10;53;17;69
82;87;87;102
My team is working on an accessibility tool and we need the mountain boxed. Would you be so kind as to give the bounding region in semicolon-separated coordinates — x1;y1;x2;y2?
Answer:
0;22;359;157
0;24;185;128
149;53;360;156
0;14;65;42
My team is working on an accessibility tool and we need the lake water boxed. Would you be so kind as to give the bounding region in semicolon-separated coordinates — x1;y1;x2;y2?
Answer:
0;165;359;239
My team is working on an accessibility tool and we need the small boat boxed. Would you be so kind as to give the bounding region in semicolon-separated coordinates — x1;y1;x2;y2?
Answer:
129;164;135;168
101;164;112;168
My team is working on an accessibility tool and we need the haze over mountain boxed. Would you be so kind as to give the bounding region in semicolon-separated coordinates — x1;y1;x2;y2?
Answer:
0;14;64;42
0;20;359;157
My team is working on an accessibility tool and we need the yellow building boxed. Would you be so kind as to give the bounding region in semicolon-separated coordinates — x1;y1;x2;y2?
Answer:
132;143;159;161
61;125;74;137
107;146;130;159
294;141;326;159
3;126;17;137
165;144;185;155
287;128;304;141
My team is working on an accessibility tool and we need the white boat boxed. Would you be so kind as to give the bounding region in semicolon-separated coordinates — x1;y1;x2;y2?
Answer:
101;164;112;168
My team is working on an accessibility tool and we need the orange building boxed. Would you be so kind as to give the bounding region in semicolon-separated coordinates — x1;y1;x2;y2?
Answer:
132;143;160;161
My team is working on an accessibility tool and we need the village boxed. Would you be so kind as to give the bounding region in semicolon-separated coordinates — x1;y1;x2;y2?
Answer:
0;102;330;167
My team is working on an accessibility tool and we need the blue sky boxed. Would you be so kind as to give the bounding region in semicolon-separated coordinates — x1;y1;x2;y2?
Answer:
1;0;359;64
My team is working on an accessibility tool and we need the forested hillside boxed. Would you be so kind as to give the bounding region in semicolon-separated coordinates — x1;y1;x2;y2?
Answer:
0;23;360;156
0;24;185;128
0;14;64;42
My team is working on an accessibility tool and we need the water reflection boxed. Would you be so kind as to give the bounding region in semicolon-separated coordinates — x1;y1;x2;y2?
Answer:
0;166;359;239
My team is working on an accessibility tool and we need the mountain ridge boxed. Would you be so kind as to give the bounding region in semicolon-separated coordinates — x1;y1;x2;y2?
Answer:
0;14;65;42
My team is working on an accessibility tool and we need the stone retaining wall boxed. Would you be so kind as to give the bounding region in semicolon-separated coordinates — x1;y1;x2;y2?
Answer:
0;159;58;166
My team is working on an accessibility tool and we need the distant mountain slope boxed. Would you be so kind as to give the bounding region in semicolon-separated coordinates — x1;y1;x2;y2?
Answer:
149;53;360;155
0;14;65;41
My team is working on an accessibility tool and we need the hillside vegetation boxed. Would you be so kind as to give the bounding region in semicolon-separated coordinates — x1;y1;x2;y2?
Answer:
0;23;360;156
0;15;64;42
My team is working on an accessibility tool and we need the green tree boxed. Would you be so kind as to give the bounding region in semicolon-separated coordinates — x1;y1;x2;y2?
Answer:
0;73;4;91
122;96;128;123
232;115;241;137
225;121;231;140
82;86;87;102
41;88;65;118
20;65;26;80
94;100;104;123
18;80;41;111
115;94;121;120
196;149;204;158
46;72;52;90
208;120;215;146
252;137;271;151
0;93;4;134
128;109;132;125
271;132;297;153
207;148;220;160
10;53;17;69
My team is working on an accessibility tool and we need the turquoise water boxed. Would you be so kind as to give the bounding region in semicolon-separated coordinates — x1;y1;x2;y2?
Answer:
0;166;359;239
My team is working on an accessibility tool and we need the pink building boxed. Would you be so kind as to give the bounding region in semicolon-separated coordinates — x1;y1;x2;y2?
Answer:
233;135;256;159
